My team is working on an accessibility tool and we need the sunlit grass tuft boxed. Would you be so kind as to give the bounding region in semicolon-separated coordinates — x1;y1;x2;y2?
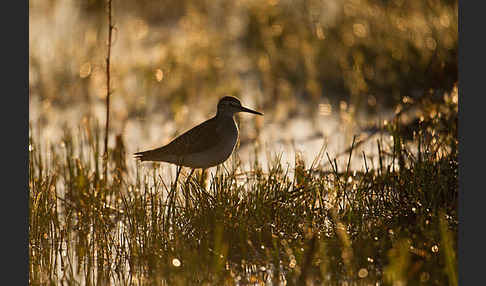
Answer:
29;93;457;285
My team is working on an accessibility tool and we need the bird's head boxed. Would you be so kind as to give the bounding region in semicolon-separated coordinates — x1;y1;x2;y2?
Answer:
217;96;263;117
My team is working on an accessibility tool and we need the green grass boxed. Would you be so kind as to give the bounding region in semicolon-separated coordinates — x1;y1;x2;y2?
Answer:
29;90;457;285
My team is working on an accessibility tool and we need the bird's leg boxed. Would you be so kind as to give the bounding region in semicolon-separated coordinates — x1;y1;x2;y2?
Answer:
167;165;182;227
173;165;182;191
183;168;195;209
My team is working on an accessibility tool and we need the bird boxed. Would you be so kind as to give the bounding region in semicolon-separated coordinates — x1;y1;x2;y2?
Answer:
134;96;263;169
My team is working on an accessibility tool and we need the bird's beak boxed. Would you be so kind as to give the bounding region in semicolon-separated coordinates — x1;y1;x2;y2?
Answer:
239;105;263;115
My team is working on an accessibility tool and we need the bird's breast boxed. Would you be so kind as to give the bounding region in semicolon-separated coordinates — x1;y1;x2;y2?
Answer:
178;117;238;168
217;118;238;156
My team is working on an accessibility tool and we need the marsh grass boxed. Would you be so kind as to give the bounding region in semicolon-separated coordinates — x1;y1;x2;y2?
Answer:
29;91;457;285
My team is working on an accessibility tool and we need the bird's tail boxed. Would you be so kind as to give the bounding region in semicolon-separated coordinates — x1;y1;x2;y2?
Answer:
134;148;162;162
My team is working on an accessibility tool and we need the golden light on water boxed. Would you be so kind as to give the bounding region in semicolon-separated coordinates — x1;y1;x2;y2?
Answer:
79;62;92;78
172;258;181;267
358;268;368;278
451;85;458;104
155;69;164;82
289;258;296;268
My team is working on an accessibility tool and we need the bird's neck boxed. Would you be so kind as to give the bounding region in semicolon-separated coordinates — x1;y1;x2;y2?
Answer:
216;111;235;119
214;112;238;135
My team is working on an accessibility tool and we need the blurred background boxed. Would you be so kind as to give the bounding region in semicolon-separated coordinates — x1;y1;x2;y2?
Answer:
29;0;458;170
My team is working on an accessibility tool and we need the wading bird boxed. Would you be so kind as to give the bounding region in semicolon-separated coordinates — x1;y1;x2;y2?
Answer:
135;96;263;181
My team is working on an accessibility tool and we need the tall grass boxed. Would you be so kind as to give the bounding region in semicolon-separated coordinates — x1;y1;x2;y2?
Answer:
29;88;457;285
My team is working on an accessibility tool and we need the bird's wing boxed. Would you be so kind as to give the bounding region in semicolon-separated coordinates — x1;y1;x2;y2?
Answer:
156;116;223;156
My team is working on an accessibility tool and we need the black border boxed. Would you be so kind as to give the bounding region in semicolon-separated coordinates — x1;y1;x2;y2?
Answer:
458;0;482;285
4;0;28;284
